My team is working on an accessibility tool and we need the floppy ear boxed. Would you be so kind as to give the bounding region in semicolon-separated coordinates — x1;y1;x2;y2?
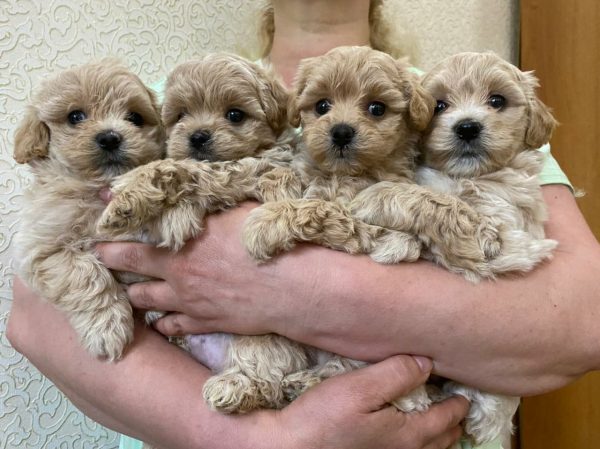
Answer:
256;67;289;136
13;107;50;164
407;81;435;131
522;72;557;148
287;57;318;128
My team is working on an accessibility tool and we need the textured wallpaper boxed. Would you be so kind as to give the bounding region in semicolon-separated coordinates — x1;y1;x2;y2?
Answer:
0;1;517;447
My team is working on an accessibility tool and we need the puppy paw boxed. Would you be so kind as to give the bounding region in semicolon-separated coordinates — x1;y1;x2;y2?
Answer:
97;185;154;236
281;369;323;402
203;370;276;414
478;219;502;260
391;385;431;413
242;203;296;261
77;295;134;361
256;167;302;202
444;382;519;446
370;230;421;264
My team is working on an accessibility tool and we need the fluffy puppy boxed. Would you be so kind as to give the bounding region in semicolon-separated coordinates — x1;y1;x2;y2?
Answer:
98;53;300;250
243;46;500;272
238;46;502;414
14;60;165;361
412;52;557;446
96;54;306;414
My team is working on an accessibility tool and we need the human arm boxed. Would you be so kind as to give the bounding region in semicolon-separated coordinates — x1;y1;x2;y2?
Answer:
7;277;468;449
97;184;600;397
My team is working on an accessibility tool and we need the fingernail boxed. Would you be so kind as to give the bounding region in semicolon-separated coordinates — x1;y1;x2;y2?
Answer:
413;356;433;373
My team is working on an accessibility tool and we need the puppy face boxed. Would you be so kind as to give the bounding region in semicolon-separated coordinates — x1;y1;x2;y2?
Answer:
420;52;557;177
13;59;164;180
288;46;434;176
161;54;288;162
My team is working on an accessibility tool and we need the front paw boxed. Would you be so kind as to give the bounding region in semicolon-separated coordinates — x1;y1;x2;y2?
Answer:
203;370;281;414
77;296;134;361
281;369;323;402
256;167;302;202
97;189;144;236
242;204;296;261
444;382;519;445
391;385;432;413
478;219;502;260
370;230;422;264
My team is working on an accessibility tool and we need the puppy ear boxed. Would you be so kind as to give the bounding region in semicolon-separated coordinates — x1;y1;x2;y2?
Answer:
408;81;435;131
13;107;50;164
256;67;289;136
394;61;435;131
523;72;557;148
288;57;317;128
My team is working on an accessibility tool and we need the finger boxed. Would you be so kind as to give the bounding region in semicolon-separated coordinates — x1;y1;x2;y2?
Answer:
95;242;169;279
126;281;178;311
335;355;432;411
154;313;215;336
421;425;463;449
407;396;470;444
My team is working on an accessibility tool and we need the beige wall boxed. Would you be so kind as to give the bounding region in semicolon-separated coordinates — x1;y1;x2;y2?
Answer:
0;1;517;447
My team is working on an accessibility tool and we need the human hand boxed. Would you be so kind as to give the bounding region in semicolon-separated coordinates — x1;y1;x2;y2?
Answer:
272;355;468;449
95;202;332;337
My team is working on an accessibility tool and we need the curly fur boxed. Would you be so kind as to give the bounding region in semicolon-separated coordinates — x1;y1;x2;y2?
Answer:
14;60;165;360
411;52;558;445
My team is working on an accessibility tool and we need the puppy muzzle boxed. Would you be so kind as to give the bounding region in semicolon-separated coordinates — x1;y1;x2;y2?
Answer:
329;123;356;157
189;130;214;161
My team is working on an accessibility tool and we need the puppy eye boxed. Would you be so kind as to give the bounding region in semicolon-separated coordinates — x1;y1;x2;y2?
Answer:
126;112;144;127
315;99;332;116
226;109;245;123
68;110;87;125
488;95;506;109
367;101;386;117
434;100;448;115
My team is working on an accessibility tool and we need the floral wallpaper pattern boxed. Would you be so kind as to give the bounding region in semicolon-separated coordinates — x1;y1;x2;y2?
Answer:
0;1;517;447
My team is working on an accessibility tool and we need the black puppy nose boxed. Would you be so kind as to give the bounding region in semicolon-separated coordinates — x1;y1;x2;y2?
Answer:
96;130;122;151
189;130;212;149
454;120;482;141
330;124;356;147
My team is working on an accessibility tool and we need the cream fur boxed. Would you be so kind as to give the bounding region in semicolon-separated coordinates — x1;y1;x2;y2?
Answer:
96;54;313;414
414;52;556;445
15;60;165;361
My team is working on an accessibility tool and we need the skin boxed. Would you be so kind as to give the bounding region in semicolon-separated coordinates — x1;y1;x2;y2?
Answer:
8;0;471;447
8;278;467;449
94;185;600;396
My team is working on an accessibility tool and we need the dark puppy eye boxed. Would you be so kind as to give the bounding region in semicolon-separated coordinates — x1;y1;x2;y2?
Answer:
315;99;332;116
488;95;506;109
367;101;386;117
68;110;87;125
226;109;245;123
434;100;448;114
126;112;144;127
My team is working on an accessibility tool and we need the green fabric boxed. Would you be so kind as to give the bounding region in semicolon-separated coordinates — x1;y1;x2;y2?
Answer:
119;435;144;449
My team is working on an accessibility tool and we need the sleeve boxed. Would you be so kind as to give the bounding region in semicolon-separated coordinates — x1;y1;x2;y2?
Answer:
536;143;573;190
150;78;166;104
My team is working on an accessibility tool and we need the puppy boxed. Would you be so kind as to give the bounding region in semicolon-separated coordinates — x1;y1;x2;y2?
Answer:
97;54;307;414
361;51;558;446
238;46;503;413
97;53;300;250
14;60;165;361
243;46;500;272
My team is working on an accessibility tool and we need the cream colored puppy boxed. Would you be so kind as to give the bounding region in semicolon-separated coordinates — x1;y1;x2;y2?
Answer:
357;51;558;446
98;53;300;250
14;60;165;361
97;54;306;414
239;46;503;414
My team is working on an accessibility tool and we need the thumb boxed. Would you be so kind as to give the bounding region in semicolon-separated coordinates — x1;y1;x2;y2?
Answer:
340;355;432;411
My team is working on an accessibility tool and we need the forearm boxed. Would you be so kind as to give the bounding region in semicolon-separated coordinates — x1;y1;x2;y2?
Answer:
269;185;600;395
7;281;272;449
